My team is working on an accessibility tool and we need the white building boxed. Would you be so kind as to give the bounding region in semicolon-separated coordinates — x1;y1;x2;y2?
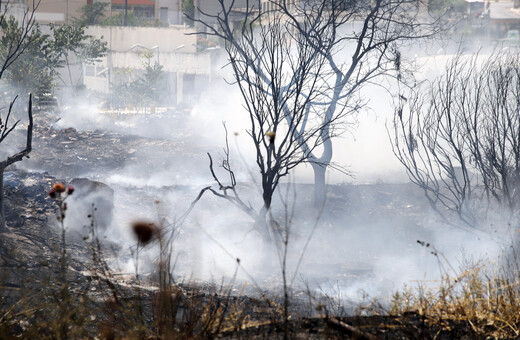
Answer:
84;25;220;106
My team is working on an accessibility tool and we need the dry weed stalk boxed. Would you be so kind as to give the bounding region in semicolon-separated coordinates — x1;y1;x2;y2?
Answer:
86;202;252;339
391;258;520;338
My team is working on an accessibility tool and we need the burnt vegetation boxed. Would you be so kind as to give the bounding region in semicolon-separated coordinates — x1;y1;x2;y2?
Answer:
394;52;520;231
0;0;36;232
3;0;520;339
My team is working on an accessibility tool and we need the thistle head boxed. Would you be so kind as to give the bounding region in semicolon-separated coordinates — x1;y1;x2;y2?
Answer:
131;221;159;245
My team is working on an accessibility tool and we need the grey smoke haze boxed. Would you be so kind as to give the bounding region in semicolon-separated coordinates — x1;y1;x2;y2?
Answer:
25;39;513;309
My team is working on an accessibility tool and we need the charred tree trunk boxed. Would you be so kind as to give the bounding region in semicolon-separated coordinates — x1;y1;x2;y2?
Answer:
0;95;33;232
0;169;5;233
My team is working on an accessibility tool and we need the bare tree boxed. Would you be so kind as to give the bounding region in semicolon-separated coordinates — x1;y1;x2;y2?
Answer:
0;1;39;232
0;96;33;232
0;0;39;79
392;51;520;233
193;0;445;214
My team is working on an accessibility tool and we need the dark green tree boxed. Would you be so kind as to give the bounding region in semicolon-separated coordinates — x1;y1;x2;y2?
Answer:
100;11;166;27
0;17;58;100
182;0;194;26
138;63;167;105
49;23;108;89
111;60;167;112
428;0;467;13
0;18;107;98
75;2;109;26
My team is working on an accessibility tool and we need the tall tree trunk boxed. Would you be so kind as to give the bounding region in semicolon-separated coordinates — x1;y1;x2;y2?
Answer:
0;168;6;233
255;205;272;243
311;132;332;207
256;204;277;272
311;163;327;208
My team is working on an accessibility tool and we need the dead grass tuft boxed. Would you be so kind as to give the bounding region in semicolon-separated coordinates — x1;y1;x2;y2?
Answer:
391;259;520;338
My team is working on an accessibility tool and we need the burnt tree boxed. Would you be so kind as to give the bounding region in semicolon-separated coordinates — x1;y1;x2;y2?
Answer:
0;1;38;232
0;96;32;232
392;52;520;235
191;0;445;239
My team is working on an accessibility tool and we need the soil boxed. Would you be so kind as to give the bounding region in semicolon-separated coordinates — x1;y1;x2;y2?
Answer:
0;111;496;338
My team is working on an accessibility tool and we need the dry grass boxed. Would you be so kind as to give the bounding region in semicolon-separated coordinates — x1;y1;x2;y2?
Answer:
0;238;254;339
0;184;259;339
5;182;520;338
390;256;520;338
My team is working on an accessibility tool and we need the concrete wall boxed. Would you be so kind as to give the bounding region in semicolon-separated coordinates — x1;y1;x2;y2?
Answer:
86;25;198;52
25;0;86;24
84;63;110;93
83;25;217;105
110;51;211;73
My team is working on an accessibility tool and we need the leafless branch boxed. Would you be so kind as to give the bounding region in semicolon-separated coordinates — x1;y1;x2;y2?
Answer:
392;51;520;234
0;94;32;169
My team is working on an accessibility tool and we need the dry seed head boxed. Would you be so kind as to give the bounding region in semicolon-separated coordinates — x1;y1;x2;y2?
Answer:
265;131;275;143
52;182;66;193
131;221;159;245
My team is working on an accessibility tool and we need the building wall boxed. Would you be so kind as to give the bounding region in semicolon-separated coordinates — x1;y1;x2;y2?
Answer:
196;0;250;14
111;0;158;18
84;25;216;104
144;0;253;25
109;50;211;73
25;0;87;24
261;0;298;11
1;1;27;23
158;0;181;24
86;25;198;52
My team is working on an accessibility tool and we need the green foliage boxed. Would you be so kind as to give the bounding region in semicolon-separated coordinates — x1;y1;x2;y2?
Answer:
112;60;167;111
100;11;167;27
196;36;217;51
232;17;257;37
0;17;58;100
182;0;194;26
182;0;195;16
0;17;108;100
428;0;467;13
74;2;109;26
100;10;141;26
139;63;167;103
49;23;108;89
49;23;107;65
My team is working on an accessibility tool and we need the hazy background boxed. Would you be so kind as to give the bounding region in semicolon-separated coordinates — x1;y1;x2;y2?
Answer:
12;37;510;307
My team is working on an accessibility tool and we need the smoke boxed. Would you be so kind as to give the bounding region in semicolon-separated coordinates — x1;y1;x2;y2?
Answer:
24;38;514;313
